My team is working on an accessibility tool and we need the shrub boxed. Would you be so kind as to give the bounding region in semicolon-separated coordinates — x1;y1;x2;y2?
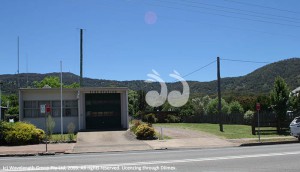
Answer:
0;121;10;144
244;110;255;125
135;124;155;139
229;101;244;114
130;120;142;133
3;122;45;145
207;98;230;115
165;114;181;123
67;122;76;141
143;113;158;124
33;129;46;143
46;115;55;138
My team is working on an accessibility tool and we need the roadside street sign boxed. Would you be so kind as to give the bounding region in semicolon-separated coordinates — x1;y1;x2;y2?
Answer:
256;102;261;143
256;103;261;111
40;104;46;114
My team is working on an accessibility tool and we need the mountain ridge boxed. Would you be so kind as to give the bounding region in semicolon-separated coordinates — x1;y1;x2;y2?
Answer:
1;57;299;96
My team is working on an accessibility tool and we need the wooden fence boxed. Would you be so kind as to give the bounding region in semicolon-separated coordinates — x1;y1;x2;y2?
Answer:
148;111;299;126
251;112;299;135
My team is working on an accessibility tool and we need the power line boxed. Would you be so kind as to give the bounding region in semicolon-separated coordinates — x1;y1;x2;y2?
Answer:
127;1;299;40
180;60;217;80
160;0;300;24
224;0;300;14
140;0;300;28
221;58;270;64
180;0;300;22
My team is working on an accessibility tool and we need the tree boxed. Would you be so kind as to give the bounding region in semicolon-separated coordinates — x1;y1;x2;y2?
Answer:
289;92;300;114
191;95;211;115
232;95;257;112
137;90;147;112
2;94;19;121
33;76;79;88
33;76;61;88
2;94;18;107
256;94;271;112
229;101;244;114
191;98;205;116
6;106;19;115
206;98;230;115
64;82;80;88
128;90;139;117
270;77;290;133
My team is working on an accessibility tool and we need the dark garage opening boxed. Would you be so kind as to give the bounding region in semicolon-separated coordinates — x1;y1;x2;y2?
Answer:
85;93;121;130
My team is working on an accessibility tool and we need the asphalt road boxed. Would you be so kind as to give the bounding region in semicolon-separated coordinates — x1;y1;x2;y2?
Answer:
0;143;300;172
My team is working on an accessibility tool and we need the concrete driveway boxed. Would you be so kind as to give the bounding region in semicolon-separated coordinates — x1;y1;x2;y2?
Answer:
143;127;238;149
73;130;152;153
73;127;238;153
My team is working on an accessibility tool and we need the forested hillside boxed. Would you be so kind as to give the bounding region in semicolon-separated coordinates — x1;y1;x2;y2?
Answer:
0;58;299;96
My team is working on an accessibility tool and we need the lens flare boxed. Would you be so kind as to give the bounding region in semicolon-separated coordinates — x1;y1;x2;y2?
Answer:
144;11;157;25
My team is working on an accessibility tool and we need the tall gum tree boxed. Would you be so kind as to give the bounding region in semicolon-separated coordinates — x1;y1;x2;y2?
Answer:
270;77;290;133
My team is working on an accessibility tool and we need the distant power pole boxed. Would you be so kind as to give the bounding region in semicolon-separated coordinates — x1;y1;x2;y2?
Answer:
217;57;223;132
26;54;29;88
80;29;83;87
17;36;20;88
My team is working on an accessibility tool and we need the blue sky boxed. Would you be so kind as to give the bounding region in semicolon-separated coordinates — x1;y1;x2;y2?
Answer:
1;0;300;82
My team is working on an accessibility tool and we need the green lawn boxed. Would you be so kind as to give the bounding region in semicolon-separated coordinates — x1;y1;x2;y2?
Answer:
153;123;290;139
48;134;77;142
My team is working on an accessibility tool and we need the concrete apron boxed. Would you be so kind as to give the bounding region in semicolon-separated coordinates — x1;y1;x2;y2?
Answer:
145;127;238;149
73;129;238;153
73;130;152;153
144;138;239;150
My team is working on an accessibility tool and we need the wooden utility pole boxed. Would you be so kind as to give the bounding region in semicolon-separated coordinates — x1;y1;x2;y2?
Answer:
17;36;20;88
80;29;83;87
217;57;223;132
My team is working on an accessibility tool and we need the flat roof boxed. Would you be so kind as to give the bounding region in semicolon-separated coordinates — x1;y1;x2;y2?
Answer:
292;87;300;94
19;87;128;91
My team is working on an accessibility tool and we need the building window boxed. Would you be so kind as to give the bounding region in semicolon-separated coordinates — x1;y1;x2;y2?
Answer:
23;101;39;118
23;100;78;118
52;101;61;117
64;100;78;117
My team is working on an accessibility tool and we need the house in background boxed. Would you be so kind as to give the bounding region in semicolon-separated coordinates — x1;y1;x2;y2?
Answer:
19;87;129;133
292;86;300;96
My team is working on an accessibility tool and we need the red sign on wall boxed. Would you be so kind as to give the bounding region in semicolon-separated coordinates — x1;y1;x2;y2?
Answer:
46;104;51;113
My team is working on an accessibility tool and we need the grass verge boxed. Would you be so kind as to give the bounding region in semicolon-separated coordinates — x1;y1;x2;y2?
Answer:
153;123;291;139
48;134;77;142
155;132;172;140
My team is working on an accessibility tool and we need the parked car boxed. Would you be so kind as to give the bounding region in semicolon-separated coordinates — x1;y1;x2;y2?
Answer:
290;116;300;141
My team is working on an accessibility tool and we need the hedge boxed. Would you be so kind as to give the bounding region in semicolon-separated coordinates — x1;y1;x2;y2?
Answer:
0;121;45;145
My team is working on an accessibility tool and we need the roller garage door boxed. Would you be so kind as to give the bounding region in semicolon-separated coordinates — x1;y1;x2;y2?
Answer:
85;93;121;130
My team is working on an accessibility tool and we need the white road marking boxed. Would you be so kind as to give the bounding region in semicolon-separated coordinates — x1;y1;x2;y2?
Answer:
1;143;296;161
0;147;232;161
2;151;300;171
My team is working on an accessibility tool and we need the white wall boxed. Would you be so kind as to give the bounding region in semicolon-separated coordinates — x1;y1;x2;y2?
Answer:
121;90;129;129
21;89;77;101
23;117;78;134
20;88;129;131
